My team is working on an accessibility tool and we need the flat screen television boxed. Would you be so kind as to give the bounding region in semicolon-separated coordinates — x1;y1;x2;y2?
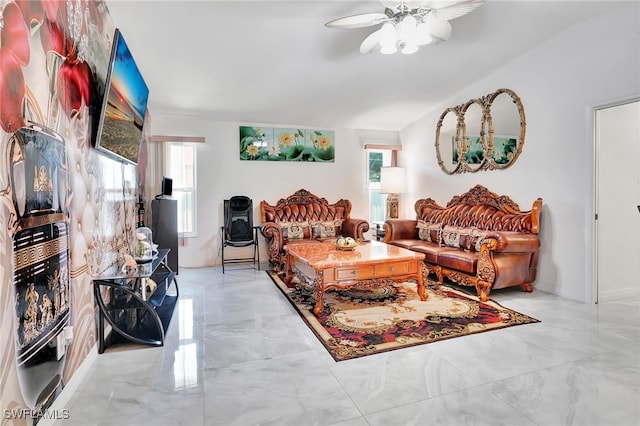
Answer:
94;28;149;165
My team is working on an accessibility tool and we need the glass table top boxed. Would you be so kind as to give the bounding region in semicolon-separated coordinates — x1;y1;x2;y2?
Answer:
92;249;170;280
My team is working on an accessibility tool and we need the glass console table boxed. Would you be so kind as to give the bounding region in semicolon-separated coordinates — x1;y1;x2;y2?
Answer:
93;248;179;353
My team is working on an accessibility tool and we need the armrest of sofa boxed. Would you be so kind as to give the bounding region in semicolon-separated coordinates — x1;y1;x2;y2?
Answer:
482;231;540;253
260;222;283;243
382;219;418;242
260;222;284;268
342;218;370;241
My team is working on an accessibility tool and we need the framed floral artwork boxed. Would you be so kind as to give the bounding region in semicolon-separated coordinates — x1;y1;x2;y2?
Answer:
452;136;484;164
491;136;518;164
240;126;335;162
452;136;517;165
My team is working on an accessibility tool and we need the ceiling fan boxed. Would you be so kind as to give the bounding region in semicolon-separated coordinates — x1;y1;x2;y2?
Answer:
325;0;485;55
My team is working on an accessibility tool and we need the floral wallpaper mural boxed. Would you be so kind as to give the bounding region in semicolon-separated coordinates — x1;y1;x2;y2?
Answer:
0;1;145;423
239;126;335;162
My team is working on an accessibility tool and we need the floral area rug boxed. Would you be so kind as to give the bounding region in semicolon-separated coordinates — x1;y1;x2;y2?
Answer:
267;271;539;361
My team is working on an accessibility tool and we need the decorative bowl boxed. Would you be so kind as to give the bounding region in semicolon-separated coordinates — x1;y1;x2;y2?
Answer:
334;244;358;251
333;237;359;251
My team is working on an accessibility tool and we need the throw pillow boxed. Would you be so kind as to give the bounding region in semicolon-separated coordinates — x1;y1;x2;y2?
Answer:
453;227;489;251
310;219;342;238
468;227;488;252
442;225;466;248
416;220;442;244
277;221;310;240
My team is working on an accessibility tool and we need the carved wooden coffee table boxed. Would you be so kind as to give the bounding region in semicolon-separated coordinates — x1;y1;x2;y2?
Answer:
284;240;428;316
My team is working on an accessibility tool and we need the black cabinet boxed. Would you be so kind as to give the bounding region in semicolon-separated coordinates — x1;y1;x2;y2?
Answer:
152;199;179;273
93;249;178;353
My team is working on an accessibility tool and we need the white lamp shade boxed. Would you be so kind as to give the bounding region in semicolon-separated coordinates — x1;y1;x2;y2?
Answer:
380;167;405;194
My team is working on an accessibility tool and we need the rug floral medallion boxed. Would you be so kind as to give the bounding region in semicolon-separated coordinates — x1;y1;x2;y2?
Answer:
268;272;539;361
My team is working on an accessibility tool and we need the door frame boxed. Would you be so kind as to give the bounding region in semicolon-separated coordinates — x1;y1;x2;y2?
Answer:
592;96;640;304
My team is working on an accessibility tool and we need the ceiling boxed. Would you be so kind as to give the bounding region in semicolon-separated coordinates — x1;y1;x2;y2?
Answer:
105;1;628;131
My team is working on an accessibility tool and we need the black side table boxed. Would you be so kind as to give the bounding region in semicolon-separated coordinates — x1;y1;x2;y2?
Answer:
93;249;178;353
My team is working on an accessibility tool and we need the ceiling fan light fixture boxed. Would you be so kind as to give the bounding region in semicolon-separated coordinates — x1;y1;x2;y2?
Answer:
415;21;433;45
399;14;418;47
399;14;417;35
326;0;484;55
380;22;397;53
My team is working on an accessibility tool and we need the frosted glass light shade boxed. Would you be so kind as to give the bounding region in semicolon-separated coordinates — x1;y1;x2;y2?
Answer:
380;22;398;54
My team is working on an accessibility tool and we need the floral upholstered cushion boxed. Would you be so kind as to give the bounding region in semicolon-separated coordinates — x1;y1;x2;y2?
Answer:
416;220;442;244
442;226;488;251
442;225;466;248
277;221;310;240
465;228;488;252
310;219;342;238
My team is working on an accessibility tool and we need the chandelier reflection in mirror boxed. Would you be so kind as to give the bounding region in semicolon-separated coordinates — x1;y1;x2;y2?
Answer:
325;0;485;55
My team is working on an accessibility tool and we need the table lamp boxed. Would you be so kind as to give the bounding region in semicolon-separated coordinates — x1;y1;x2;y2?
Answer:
380;167;405;219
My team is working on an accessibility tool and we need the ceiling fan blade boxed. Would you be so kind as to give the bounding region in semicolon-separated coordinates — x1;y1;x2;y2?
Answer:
360;29;382;54
429;0;484;22
325;12;388;29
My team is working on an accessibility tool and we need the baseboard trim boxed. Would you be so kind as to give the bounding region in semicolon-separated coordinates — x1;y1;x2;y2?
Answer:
38;343;98;426
598;287;640;303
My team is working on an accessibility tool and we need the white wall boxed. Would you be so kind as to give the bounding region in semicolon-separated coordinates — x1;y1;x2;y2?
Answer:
399;4;640;302
150;115;373;268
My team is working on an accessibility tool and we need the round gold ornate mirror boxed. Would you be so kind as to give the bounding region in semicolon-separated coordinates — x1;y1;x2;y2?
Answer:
486;88;526;170
435;88;525;174
435;107;463;175
460;98;487;173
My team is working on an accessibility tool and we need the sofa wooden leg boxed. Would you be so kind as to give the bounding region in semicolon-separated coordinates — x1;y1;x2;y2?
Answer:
419;262;431;287
521;283;534;292
435;266;443;285
476;280;490;302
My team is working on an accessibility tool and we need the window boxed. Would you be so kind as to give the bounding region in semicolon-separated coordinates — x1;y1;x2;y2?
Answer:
366;148;393;224
165;142;197;237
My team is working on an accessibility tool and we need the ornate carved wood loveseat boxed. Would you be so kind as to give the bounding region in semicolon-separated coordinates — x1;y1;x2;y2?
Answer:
384;185;542;301
260;189;369;272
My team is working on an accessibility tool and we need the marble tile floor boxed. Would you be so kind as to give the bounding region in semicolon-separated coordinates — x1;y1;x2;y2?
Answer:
53;266;640;426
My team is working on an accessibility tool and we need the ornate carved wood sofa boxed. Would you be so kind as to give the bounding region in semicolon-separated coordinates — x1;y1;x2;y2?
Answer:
260;189;370;272
384;185;542;301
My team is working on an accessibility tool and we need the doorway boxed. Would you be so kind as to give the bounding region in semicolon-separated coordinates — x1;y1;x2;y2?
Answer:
594;100;640;302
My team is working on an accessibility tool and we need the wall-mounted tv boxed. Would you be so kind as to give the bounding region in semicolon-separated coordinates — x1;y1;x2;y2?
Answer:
94;28;149;165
